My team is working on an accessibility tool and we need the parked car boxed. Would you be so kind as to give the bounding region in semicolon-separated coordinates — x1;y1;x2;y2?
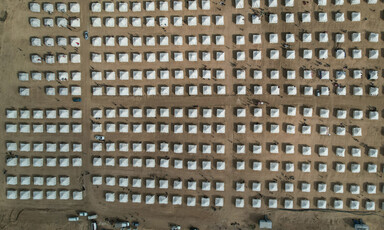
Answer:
84;31;89;40
72;97;81;102
95;135;105;141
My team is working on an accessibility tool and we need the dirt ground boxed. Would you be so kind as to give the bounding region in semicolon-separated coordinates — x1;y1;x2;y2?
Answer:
0;0;383;229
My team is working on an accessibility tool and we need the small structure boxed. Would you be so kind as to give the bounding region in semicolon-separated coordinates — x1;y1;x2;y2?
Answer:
259;216;272;229
353;219;369;230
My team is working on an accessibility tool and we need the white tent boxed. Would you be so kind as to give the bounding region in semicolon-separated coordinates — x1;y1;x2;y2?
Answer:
369;86;379;96
301;200;310;209
70;18;80;27
368;32;379;42
104;17;115;27
184;196;196;207
366;201;375;211
158;195;168;204
29;2;40;12
235;198;244;208
30;18;41;27
336;163;346;173
268;182;278;192
302;33;311;42
335;49;346;59
351;32;361;42
158;17;168;27
351;12;361;21
91;17;102;27
250;161;261;171
318;12;327;22
333;36;344;47
335;147;345;157
268;199;277;208
315;183;326;193
317;146;328;156
54;37;66;47
31;54;42;63
287;86;297;95
352;127;362;136
68;3;80;13
56;17;68;27
105;192;115;202
143;195;154;205
132;158;142;167
301;163;310;172
30;37;41;47
131;194;141;203
173;159;182;169
270;124;279;133
285;50;295;59
313;200;326;209
19;157;30;167
73;191;83;200
367;164;377;173
303;86;313;96
105;53;115;63
283;199;293;209
6;142;17;151
20;177;31;185
334;184;344;193
318;163;327;172
368;70;378;80
208;197;221;207
301;183;311;192
301;12;311;22
319;49;328;59
58;158;69;167
320;33;329;42
303;49;312;59
334;200;343;209
215;15;225;25
284;162;294;172
349;200;360;210
199;197;209;207
41;3;53;13
270;85;280;95
353;110;363;119
146;179;155;188
6;176;17;185
351;163;360;173
56;3;66;12
132;178;142;188
20;190;31;200
369;49;379;59
269;50;279;59
367;184;376;194
269;162;279;171
6;123;17;133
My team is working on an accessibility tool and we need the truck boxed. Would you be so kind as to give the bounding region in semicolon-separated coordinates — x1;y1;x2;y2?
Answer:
78;211;88;217
68;216;80;222
114;221;130;228
90;221;97;230
88;214;98;220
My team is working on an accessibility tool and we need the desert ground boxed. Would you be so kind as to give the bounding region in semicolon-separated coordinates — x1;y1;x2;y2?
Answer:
0;0;383;229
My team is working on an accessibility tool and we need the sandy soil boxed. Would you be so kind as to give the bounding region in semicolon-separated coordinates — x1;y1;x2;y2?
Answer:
0;0;383;229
